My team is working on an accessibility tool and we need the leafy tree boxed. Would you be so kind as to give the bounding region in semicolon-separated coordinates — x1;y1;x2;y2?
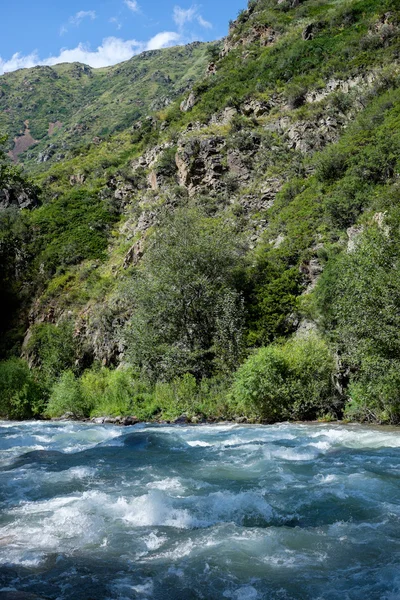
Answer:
0;358;44;419
26;322;78;387
124;208;245;381
316;215;400;423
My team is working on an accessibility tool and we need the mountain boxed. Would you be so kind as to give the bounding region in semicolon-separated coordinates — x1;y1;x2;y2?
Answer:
1;0;400;424
0;42;212;170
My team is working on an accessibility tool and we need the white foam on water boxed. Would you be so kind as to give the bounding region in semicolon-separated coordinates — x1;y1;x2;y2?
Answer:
2;421;400;597
142;531;167;551
307;426;400;449
267;446;318;461
146;477;184;492
224;585;259;599
116;491;194;529
109;577;154;599
187;440;212;447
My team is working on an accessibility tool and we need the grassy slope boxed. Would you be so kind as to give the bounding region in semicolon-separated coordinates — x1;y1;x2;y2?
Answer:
0;43;211;171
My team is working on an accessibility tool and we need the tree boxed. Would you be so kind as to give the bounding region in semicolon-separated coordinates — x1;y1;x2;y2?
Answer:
316;214;400;423
124;207;245;381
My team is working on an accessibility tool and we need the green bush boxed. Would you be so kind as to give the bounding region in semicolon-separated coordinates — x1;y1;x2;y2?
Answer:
316;146;348;183
46;370;89;418
26;322;78;387
0;358;45;419
230;334;336;421
84;367;150;418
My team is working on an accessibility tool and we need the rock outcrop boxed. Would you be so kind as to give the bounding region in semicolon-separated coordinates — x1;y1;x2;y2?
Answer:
176;136;227;196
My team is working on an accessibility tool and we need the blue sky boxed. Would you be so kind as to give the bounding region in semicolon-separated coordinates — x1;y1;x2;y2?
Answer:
0;1;245;74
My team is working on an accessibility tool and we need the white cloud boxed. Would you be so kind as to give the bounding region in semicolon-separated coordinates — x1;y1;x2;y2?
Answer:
71;10;97;26
60;10;97;35
109;16;123;30
0;33;184;75
173;5;212;30
0;51;40;74
197;15;212;29
124;0;140;12
146;31;181;51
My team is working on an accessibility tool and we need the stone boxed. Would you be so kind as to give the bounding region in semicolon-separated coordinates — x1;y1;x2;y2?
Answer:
235;416;248;424
69;173;86;186
121;416;140;426
123;240;144;269
180;91;197;112
347;225;364;252
174;414;189;424
147;170;161;190
0;185;38;210
227;150;250;180
299;257;323;292
206;62;217;76
242;99;270;117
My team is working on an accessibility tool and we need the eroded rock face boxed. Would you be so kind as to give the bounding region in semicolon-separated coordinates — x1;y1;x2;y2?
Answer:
222;23;278;56
347;225;364;252
227;150;250;180
176;136;227;196
241;99;271;118
0;184;38;210
123;240;144;269
132;142;173;172
69;173;86;186
267;115;345;153
180;91;197;112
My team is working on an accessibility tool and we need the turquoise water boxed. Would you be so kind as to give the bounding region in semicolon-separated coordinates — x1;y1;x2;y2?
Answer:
0;421;400;599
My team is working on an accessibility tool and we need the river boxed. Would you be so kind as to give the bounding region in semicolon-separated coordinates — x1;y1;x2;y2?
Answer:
0;421;400;599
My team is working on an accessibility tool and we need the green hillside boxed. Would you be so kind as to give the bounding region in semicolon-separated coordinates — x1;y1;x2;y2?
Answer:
1;0;400;424
0;42;211;171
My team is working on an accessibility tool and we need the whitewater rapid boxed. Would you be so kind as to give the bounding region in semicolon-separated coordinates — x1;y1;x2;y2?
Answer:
0;421;400;599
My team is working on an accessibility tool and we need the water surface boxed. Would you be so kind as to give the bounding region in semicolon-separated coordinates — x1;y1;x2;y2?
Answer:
1;421;400;599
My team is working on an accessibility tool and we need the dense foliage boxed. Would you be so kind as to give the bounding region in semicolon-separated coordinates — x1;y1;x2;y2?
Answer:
123;208;245;381
231;334;337;421
1;0;400;423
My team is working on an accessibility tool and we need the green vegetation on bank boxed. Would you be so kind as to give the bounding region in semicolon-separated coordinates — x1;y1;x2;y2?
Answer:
1;0;400;424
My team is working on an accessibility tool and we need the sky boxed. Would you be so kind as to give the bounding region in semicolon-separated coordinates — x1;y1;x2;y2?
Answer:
0;0;245;75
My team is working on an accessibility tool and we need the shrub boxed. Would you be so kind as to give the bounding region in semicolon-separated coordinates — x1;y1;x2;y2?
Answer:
46;371;89;418
26;322;77;387
315;220;400;424
83;367;145;417
230;334;336;421
0;358;44;419
155;146;178;177
345;360;400;425
315;146;347;182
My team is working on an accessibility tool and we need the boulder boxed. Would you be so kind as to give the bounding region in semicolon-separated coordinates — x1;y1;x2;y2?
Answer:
121;416;140;426
174;414;189;424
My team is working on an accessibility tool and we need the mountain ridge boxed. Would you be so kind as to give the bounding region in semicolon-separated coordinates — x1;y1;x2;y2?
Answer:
0;42;213;171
